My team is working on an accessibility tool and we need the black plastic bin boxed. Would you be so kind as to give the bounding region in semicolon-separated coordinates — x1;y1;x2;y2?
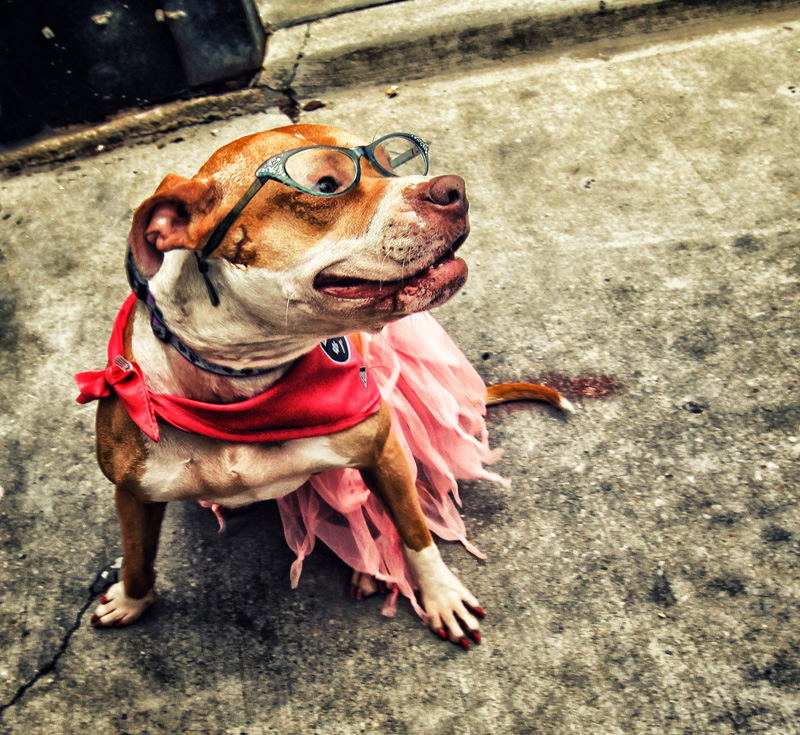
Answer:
0;0;266;146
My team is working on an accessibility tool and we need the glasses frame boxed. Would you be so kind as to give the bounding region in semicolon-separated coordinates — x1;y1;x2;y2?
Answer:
256;132;429;198
194;132;429;307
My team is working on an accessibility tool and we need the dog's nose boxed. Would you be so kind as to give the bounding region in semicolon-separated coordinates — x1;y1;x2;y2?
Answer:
425;175;468;214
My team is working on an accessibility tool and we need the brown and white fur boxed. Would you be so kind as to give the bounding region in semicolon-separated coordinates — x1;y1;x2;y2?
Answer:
90;124;570;647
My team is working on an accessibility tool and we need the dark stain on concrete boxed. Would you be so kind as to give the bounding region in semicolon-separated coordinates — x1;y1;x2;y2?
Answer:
650;571;677;608
533;372;623;401
0;282;19;353
762;525;792;544
682;399;708;414
754;402;800;432
748;642;800;689
707;576;747;597
233;609;279;642
709;700;770;732
733;233;762;254
674;326;718;360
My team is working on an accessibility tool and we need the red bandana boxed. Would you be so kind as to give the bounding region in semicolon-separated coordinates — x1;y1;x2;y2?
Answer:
75;294;382;442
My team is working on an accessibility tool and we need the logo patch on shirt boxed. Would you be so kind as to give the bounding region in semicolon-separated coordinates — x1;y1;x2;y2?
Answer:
320;336;350;364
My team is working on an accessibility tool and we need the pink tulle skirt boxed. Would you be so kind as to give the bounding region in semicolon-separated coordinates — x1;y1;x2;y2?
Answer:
206;312;506;620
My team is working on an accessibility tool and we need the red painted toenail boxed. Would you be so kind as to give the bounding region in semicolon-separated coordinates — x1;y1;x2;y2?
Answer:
474;607;485;618
100;595;108;604
459;637;470;650
473;632;482;644
438;629;447;640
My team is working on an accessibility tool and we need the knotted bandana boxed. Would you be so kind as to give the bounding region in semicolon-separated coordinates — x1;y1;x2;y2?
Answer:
76;294;382;443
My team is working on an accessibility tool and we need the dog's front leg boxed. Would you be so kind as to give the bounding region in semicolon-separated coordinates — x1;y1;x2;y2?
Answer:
359;428;483;646
92;483;165;627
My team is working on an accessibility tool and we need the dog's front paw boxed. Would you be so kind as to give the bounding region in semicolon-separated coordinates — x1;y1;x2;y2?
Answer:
421;576;484;648
90;581;156;628
405;545;484;648
349;570;383;599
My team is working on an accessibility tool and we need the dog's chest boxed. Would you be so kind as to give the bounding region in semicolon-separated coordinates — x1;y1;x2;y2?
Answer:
138;425;353;506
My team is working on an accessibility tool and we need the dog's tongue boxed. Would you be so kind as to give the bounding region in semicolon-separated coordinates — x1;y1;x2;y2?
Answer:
316;278;404;301
315;254;467;304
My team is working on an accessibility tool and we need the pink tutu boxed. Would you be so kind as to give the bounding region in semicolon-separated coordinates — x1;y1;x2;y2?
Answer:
206;312;506;619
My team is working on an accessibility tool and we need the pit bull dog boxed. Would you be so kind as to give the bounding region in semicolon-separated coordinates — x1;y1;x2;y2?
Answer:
76;124;571;648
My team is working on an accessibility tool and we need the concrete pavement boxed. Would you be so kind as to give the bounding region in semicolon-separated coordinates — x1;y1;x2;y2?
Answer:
255;0;800;95
3;0;799;170
1;5;800;735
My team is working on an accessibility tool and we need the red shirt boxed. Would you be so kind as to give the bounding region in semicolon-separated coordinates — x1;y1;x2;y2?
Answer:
75;294;382;442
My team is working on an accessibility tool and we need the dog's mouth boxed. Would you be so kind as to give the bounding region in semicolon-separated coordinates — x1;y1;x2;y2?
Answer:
313;235;468;309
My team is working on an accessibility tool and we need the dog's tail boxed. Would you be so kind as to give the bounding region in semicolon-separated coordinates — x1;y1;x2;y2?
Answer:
485;382;575;414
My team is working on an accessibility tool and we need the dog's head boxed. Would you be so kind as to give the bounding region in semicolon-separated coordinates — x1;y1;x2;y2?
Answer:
130;124;469;338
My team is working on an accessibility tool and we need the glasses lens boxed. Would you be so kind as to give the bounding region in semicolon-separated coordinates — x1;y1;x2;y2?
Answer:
373;135;428;176
284;148;358;196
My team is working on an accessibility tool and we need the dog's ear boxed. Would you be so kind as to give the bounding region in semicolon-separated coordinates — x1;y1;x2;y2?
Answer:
130;174;222;278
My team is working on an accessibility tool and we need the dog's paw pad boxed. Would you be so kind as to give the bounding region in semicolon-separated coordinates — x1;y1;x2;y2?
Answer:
91;581;156;628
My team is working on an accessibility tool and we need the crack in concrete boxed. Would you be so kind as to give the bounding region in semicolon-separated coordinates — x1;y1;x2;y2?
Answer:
287;24;313;90
262;24;318;123
281;24;313;121
0;568;114;719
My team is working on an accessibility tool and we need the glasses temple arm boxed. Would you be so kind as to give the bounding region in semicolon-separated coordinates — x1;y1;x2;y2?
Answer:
194;177;266;307
199;177;266;260
389;148;421;168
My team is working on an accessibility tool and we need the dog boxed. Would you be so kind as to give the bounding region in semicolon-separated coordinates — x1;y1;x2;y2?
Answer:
76;124;571;648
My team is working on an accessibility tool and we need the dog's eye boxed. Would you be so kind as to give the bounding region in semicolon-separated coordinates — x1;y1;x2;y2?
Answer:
313;176;342;194
286;149;357;196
